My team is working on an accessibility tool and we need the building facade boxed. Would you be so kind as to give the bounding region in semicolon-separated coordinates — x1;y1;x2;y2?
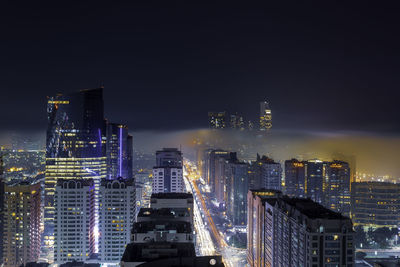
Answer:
259;101;272;131
225;161;249;225
208;112;227;129
98;178;136;265
250;155;282;192
325;161;351;216
44;88;107;258
284;159;306;198
54;179;95;264
305;159;327;205
152;148;184;193
247;189;355;267
3;183;41;267
351;181;400;227
106;123;133;180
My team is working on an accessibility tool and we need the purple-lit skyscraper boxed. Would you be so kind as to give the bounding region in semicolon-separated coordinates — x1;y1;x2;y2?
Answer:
106;123;133;180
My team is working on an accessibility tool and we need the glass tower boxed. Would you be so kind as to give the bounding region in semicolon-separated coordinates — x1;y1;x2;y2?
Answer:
43;88;107;261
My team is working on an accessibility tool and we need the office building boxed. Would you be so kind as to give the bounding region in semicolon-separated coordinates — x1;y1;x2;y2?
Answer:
54;179;95;264
247;189;355;267
208;112;226;129
305;159;327;205
44;88;107;258
250;155;282;191
259;101;272;131
351;181;400;228
106;123;133;180
3;183;41;267
98;178;136;265
284;159;306;198
225;161;249;225
325;160;351;216
152;148;183;193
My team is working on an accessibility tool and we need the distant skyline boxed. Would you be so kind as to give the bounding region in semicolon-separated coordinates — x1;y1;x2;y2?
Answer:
1;2;400;133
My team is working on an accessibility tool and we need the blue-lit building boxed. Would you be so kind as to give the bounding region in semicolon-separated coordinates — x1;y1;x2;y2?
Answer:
106;123;133;180
44;88;107;261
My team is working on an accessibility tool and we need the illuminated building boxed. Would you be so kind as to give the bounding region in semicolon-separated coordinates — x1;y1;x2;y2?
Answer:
325;160;351;216
247;189;355;267
351;181;400;228
3;182;41;267
259;101;272;131
208;111;226;129
152;148;183;193
44;88;107;260
225;161;249;225
229;113;245;130
284;158;306;197
98;178;136;265
106;123;133;180
207;150;237;204
305;159;327;205
54;179;95;264
247;189;282;267
250;154;282;191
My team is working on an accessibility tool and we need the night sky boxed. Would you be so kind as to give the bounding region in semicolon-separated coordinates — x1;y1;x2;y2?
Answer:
1;2;399;133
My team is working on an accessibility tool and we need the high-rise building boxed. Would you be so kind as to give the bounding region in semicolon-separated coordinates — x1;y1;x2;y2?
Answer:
284;159;306;198
225;161;249;225
250;155;282;191
98;178;136;264
247;189;355;267
152;148;183;193
44;88;107;258
210;151;237;204
259;101;272;131
351;182;400;228
305;159;327;205
246;189;282;267
122;193;196;266
54;179;95;264
325;160;351;216
208;112;226;129
106;123;133;180
3;182;41;267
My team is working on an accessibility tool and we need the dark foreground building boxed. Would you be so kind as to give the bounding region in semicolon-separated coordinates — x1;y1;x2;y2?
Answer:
247;189;355;267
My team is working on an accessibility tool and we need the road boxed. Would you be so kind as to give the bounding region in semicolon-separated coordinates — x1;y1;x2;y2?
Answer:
184;160;247;267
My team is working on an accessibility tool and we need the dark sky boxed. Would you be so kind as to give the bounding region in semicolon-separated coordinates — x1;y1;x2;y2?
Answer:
1;2;399;133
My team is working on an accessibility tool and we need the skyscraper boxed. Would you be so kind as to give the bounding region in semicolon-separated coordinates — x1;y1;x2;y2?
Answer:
247;189;355;267
351;181;400;227
284;158;306;198
208;112;226;129
3;182;41;267
259;101;272;131
98;178;136;264
54;179;95;264
152;148;184;193
106;123;133;180
44;88;107;259
225;161;249;225
305;159;327;205
250;155;282;191
325;160;351;216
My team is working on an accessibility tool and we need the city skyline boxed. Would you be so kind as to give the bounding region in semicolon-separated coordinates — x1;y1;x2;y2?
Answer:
1;2;400;134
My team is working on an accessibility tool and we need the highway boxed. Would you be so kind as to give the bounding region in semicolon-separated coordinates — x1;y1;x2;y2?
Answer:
184;160;247;267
